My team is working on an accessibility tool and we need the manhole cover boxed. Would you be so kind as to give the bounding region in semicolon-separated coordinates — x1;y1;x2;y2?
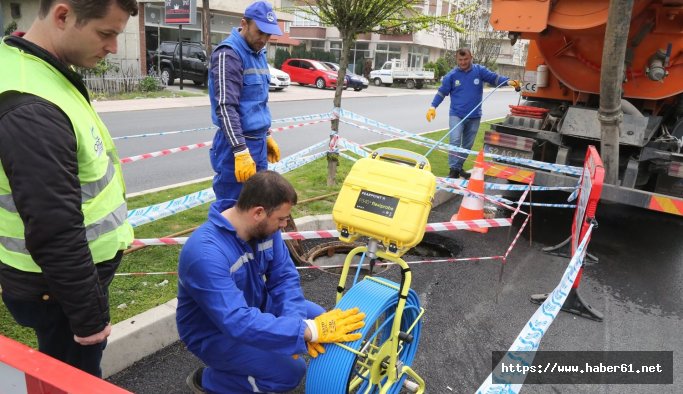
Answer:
303;233;461;276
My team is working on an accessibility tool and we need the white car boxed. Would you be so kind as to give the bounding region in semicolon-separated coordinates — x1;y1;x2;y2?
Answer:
269;65;290;91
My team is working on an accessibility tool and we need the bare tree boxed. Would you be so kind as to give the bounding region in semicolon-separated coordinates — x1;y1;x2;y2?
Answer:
284;0;462;185
454;0;507;69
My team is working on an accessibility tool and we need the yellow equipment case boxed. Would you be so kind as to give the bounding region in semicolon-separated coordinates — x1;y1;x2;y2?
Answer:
332;148;436;257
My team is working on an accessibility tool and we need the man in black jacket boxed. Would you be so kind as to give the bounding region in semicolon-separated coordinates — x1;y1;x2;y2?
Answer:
0;0;138;377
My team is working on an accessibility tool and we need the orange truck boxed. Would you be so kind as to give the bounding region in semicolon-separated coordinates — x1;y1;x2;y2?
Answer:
485;0;683;216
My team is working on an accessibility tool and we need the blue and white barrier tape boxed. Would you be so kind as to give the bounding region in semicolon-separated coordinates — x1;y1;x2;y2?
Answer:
113;126;214;140
269;151;327;174
128;146;326;227
338;152;359;163
127;188;215;228
476;223;595;394
270;113;333;124
337;138;371;158
338;109;582;176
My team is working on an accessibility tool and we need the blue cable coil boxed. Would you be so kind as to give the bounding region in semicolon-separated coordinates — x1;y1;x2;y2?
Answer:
306;276;422;393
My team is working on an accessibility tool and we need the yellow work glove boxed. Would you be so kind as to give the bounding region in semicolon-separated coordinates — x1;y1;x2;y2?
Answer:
426;107;436;122
508;79;521;92
307;342;325;358
292;342;325;359
266;135;281;163
234;148;256;182
307;307;365;344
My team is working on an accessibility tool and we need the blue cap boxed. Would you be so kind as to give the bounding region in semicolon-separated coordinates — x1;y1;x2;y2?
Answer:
244;1;282;36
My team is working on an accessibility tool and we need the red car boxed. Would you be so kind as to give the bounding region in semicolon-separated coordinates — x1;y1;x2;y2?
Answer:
281;58;345;89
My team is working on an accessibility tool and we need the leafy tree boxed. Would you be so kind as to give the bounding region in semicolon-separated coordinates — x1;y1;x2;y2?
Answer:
4;21;18;36
453;0;508;69
284;0;462;185
274;48;291;69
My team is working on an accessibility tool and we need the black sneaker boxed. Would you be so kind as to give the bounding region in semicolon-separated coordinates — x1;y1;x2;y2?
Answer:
448;168;460;178
186;367;206;394
459;170;471;180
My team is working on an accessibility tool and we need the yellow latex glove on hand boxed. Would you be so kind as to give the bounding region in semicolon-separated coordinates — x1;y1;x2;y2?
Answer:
508;80;521;92
307;342;325;358
426;107;436;122
292;342;325;359
266;135;281;163
311;308;365;343
234;149;256;182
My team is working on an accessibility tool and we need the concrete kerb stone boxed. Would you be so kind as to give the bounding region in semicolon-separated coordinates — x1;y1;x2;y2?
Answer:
101;190;455;378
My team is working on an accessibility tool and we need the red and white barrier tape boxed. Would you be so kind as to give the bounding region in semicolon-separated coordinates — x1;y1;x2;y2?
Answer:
120;141;211;164
130;219;513;247
269;119;331;134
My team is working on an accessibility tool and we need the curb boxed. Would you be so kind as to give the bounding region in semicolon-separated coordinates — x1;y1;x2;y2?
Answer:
101;190;456;378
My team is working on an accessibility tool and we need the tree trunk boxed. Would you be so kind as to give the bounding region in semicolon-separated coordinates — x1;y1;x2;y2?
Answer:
202;0;212;55
326;33;355;186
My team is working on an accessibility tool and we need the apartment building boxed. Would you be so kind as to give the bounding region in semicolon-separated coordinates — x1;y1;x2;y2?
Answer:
281;0;461;72
0;0;298;74
1;0;524;75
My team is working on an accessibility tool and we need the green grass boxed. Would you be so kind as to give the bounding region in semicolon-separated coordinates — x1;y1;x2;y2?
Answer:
90;89;203;101
0;120;498;347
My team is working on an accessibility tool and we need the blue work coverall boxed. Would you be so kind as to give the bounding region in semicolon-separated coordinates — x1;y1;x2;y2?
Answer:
177;200;323;393
431;64;509;171
208;27;272;201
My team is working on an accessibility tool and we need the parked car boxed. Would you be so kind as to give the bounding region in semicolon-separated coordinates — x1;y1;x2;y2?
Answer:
280;58;345;89
321;62;369;91
268;65;290;91
152;41;208;86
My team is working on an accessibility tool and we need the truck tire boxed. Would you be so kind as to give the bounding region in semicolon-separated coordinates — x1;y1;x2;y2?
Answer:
406;79;416;89
315;78;326;89
373;78;383;87
161;67;174;86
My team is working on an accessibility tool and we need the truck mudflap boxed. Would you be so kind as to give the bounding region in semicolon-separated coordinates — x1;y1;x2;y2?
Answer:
486;162;683;216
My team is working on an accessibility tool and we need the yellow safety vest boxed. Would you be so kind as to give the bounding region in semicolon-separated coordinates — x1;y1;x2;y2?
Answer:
0;38;133;273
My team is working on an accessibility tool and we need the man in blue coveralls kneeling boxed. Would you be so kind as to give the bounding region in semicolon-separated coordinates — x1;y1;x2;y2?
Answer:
177;171;366;393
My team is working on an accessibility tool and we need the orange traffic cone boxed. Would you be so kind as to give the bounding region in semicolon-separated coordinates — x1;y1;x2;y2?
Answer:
451;150;488;233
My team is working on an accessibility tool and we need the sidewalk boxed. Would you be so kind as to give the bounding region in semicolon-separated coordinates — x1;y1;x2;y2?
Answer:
93;84;513;114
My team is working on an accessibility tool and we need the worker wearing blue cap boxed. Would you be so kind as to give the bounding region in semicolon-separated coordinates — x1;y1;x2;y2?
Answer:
208;1;283;202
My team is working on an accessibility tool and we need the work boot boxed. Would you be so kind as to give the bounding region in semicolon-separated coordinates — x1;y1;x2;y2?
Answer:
448;168;460;178
186;366;206;394
459;170;471;180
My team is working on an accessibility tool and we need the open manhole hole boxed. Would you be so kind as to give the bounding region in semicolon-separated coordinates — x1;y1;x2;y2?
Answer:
304;233;460;276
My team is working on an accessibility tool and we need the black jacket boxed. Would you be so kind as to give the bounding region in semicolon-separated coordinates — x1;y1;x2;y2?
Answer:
0;36;121;337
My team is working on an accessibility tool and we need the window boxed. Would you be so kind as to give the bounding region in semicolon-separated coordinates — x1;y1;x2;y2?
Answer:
10;3;21;19
311;40;325;51
293;9;321;27
408;46;430;69
374;43;402;69
330;41;342;62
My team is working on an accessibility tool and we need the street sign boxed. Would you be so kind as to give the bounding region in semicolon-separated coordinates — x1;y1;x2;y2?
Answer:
164;0;196;24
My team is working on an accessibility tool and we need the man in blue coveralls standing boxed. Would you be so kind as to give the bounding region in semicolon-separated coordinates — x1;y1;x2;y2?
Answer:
208;1;282;200
177;171;366;393
426;48;520;179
